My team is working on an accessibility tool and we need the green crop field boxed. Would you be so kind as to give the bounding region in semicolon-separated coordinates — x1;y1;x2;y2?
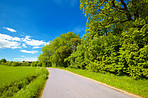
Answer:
0;65;48;98
0;65;40;87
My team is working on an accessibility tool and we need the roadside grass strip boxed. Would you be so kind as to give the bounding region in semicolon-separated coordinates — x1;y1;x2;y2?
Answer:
13;69;48;98
62;67;148;97
0;65;48;98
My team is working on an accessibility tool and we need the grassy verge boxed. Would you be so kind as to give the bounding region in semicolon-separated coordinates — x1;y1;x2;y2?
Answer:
56;67;148;97
13;69;48;98
0;65;48;98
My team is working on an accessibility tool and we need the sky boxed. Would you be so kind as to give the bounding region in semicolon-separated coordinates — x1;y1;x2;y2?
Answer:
0;0;87;61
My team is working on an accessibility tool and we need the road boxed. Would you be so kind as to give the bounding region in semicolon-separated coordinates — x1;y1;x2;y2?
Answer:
41;68;132;98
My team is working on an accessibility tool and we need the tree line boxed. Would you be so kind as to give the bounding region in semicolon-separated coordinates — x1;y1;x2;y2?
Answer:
38;0;148;79
0;58;50;67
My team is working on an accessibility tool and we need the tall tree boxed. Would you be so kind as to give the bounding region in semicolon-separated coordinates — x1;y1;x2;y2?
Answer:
80;0;148;36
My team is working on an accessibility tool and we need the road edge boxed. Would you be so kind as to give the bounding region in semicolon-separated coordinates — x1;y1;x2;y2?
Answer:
38;68;49;98
56;68;143;98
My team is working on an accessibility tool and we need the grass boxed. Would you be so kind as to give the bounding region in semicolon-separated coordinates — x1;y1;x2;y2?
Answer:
13;69;48;98
57;67;148;97
0;65;40;87
0;65;48;98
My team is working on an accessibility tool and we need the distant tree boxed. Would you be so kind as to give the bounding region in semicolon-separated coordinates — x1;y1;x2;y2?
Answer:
6;61;13;66
0;58;7;64
31;62;37;67
11;62;19;67
37;62;42;67
21;62;30;66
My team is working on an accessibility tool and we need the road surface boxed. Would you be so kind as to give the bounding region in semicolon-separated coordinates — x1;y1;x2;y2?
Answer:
41;68;133;98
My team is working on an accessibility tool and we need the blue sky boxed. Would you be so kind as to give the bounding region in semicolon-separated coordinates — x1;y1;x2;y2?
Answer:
0;0;87;61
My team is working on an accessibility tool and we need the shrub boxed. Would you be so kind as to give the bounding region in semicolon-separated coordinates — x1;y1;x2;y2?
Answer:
0;59;7;64
31;62;37;67
37;62;42;67
21;63;30;66
11;62;20;67
6;61;13;66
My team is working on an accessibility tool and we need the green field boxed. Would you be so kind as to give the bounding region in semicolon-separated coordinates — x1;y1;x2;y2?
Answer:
0;65;48;98
0;65;40;87
61;67;148;97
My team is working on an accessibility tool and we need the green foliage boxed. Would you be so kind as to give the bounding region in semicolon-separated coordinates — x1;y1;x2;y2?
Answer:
65;44;86;69
11;62;20;67
38;45;51;67
31;62;37;67
38;31;81;67
21;62;30;66
13;68;48;98
37;0;148;79
80;0;148;35
0;59;7;64
6;61;13;66
13;74;47;98
37;62;42;67
67;0;148;79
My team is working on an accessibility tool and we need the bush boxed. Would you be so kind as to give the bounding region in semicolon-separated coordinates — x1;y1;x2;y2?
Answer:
6;61;13;66
21;63;30;66
11;62;20;67
0;59;7;64
37;62;42;67
31;62;37;67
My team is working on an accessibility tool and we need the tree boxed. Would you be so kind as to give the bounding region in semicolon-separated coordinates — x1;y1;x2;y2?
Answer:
80;0;148;35
0;58;7;64
49;32;81;67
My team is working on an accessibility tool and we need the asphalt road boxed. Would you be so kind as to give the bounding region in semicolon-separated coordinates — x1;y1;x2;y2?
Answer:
41;68;132;98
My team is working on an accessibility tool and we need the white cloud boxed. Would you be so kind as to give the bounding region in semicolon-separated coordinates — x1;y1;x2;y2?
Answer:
0;33;21;49
0;33;12;40
12;37;21;41
3;27;16;32
46;41;50;45
13;58;23;61
13;57;37;61
0;39;21;49
22;35;31;42
0;33;47;49
25;39;46;46
20;50;38;54
33;46;41;49
24;57;37;61
22;35;47;47
0;33;20;41
21;55;25;57
22;44;27;48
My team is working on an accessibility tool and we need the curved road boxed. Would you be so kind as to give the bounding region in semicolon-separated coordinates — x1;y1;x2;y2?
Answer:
41;68;133;98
